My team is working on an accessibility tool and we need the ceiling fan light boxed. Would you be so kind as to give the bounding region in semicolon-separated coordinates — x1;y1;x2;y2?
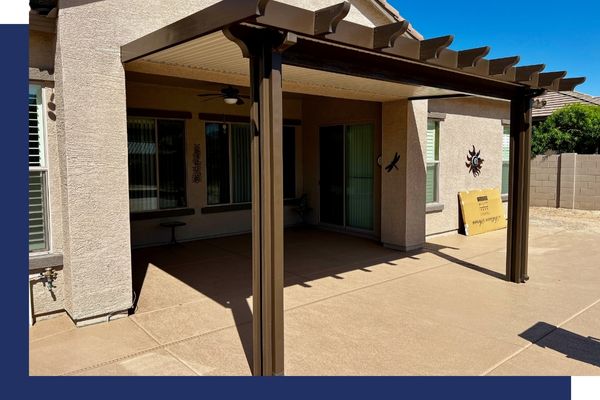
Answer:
224;97;238;105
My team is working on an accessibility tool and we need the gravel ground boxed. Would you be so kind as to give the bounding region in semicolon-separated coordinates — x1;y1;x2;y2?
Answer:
529;207;600;233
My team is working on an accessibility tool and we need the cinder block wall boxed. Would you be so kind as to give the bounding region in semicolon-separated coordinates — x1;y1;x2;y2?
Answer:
530;155;560;207
530;154;600;210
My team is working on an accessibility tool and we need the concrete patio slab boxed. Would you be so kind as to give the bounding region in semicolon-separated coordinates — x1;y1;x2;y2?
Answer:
29;209;600;376
29;313;75;343
166;323;253;376
30;317;158;376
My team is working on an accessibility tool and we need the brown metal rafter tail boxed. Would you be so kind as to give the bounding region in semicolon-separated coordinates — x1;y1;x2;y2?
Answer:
122;0;586;94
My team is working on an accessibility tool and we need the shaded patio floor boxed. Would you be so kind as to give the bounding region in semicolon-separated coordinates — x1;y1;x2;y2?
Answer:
30;214;600;375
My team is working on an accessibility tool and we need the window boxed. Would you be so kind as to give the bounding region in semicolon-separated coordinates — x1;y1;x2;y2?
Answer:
283;126;296;199
205;122;251;205
127;117;187;212
426;119;440;203
205;122;296;206
501;125;510;194
29;84;49;253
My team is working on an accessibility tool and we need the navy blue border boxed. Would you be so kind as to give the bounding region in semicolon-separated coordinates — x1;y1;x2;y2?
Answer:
1;23;572;400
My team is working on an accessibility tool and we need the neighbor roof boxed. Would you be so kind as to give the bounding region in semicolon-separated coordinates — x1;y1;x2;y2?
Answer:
533;91;600;118
372;0;423;39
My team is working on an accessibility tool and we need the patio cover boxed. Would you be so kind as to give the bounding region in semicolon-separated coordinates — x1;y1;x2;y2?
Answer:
121;0;585;376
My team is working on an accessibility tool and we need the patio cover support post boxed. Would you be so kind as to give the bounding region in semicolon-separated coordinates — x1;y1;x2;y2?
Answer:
229;27;289;376
506;89;540;283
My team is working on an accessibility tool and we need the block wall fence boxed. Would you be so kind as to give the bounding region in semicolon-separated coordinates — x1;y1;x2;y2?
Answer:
530;154;600;210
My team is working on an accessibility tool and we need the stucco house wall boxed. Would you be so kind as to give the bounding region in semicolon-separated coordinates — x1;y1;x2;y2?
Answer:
426;97;509;235
126;80;303;247
29;29;65;320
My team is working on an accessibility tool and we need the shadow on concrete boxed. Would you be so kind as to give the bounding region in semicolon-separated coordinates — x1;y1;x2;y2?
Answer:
520;321;600;368
424;242;507;281
131;226;508;374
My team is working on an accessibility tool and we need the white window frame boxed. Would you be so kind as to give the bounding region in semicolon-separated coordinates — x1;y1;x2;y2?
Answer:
501;124;510;195
29;83;52;255
426;119;440;204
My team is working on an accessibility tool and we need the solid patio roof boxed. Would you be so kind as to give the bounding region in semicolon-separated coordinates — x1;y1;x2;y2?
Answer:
121;0;585;100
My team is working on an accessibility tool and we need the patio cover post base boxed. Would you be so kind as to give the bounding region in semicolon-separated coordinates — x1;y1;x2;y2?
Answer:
506;90;539;283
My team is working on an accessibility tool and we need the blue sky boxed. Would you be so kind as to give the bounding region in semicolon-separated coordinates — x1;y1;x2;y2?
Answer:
389;0;600;96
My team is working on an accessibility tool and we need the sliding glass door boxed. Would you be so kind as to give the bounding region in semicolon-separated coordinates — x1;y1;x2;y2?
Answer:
319;124;374;231
345;124;374;230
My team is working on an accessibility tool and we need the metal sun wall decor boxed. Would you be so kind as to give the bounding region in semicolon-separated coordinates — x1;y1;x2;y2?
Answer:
466;145;484;177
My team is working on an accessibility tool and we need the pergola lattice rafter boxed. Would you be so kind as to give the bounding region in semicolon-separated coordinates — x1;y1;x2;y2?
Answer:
121;0;585;95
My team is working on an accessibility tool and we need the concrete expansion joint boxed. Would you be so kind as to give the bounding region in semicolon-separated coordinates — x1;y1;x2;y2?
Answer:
61;317;254;376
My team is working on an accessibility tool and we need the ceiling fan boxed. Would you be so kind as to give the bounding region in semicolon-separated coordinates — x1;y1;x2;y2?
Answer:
197;86;249;105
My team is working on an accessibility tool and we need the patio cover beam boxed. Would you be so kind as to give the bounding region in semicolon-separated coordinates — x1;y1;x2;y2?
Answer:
120;0;271;63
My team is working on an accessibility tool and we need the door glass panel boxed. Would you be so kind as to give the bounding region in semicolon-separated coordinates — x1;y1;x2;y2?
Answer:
231;123;251;203
206;123;230;205
319;125;344;226
345;124;374;230
157;119;186;209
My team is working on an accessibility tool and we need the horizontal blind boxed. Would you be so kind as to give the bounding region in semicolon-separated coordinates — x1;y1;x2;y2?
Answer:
29;85;48;252
426;164;438;203
29;171;47;252
426;120;438;162
502;126;510;161
29;87;45;167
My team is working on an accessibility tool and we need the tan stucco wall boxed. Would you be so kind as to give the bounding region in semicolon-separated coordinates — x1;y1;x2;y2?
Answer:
301;96;382;237
126;81;303;247
30;268;64;318
426;97;509;235
381;100;427;250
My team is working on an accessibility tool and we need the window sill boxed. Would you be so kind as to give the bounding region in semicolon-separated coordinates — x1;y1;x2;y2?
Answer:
130;208;195;221
426;202;445;213
501;194;508;203
29;253;63;271
202;203;251;214
201;199;299;214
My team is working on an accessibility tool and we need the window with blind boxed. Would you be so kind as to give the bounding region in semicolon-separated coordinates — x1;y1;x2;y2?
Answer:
29;84;49;253
205;122;296;206
502;125;510;194
426;119;440;204
127;117;186;212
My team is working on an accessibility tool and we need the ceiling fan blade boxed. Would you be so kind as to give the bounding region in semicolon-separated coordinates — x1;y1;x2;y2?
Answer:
238;95;251;99
236;98;245;105
198;95;222;103
197;93;220;97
